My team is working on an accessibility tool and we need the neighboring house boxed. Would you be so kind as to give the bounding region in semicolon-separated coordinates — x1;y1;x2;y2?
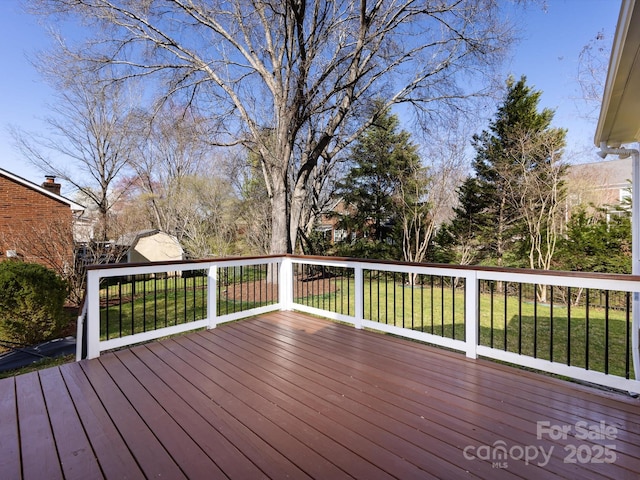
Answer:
315;198;350;244
0;168;84;271
116;229;185;263
566;158;632;211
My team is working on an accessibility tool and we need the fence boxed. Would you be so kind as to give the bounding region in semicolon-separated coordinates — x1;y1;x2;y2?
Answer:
78;255;640;394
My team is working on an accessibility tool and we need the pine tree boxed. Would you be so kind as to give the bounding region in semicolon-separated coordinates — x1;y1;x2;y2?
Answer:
437;76;567;268
335;103;421;259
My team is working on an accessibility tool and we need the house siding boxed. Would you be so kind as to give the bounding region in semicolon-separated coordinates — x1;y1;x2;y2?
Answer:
0;173;75;269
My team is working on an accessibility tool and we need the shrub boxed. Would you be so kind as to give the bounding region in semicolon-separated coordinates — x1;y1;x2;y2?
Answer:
0;261;69;345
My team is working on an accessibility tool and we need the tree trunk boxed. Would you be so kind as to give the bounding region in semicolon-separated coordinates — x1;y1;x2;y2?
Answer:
269;181;290;255
289;180;308;254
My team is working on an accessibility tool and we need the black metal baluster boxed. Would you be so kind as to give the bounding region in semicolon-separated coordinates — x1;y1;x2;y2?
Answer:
347;268;351;316
585;289;590;370
174;273;178;324
253;265;256;309
411;273;415;331
118;279;123;338
376;271;381;324
420;274;424;333
533;285;538;358
430;276;434;334
193;271;197;322
131;276;136;335
626;292;631;379
142;275;147;332
440;276;445;335
490;281;494;348
605;291;610;374
567;287;571;366
154;275;158;330
549;285;554;362
384;271;388;324
238;266;242;313
394;272;398;327
164;275;168;327
402;272;406;329
182;274;187;323
322;265;327;311
105;279;110;340
476;280;481;345
462;279;466;341
503;282;508;350
518;283;522;355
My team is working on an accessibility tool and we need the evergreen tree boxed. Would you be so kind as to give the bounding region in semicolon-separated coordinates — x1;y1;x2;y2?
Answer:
335;103;420;259
555;206;631;274
432;176;492;264
438;76;567;268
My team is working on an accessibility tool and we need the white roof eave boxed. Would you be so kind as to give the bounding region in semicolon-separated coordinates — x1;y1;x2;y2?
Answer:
595;0;640;147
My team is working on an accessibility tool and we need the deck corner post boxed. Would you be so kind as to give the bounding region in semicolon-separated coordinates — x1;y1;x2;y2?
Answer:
207;265;218;329
354;263;364;329
279;256;294;311
465;271;478;359
86;269;101;359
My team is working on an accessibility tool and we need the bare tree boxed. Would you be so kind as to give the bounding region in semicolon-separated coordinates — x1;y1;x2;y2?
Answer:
30;0;517;255
399;117;469;280
128;103;216;237
503;128;567;300
399;164;432;283
237;156;273;255
577;30;612;121
0;215;84;304
178;175;239;258
10;48;139;240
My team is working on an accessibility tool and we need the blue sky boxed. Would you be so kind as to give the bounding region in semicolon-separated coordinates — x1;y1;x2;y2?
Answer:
0;0;622;191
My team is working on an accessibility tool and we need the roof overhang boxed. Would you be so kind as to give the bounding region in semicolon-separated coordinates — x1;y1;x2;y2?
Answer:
0;167;85;213
595;0;640;147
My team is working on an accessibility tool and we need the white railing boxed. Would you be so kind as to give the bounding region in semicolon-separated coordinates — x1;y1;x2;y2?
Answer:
79;256;283;360
78;255;640;394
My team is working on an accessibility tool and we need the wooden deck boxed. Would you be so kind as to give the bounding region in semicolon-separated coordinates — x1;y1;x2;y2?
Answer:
1;311;639;479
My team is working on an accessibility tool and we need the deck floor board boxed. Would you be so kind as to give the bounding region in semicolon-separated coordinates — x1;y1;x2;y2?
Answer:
0;375;21;479
15;372;64;480
1;311;639;479
38;367;103;480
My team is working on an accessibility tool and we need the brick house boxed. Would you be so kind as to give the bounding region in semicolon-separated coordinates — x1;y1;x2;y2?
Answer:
0;168;84;272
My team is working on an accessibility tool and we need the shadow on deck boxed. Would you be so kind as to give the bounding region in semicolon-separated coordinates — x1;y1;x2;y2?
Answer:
1;311;639;479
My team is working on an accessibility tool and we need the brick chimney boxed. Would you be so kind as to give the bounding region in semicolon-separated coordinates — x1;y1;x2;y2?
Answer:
42;175;61;196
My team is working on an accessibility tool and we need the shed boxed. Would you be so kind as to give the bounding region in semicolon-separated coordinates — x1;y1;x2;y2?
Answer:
117;230;184;263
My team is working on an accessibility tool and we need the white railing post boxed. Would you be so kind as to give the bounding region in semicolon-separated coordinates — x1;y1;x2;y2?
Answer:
465;271;478;359
354;264;363;329
75;298;88;362
207;265;218;329
279;257;293;311
86;269;101;359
